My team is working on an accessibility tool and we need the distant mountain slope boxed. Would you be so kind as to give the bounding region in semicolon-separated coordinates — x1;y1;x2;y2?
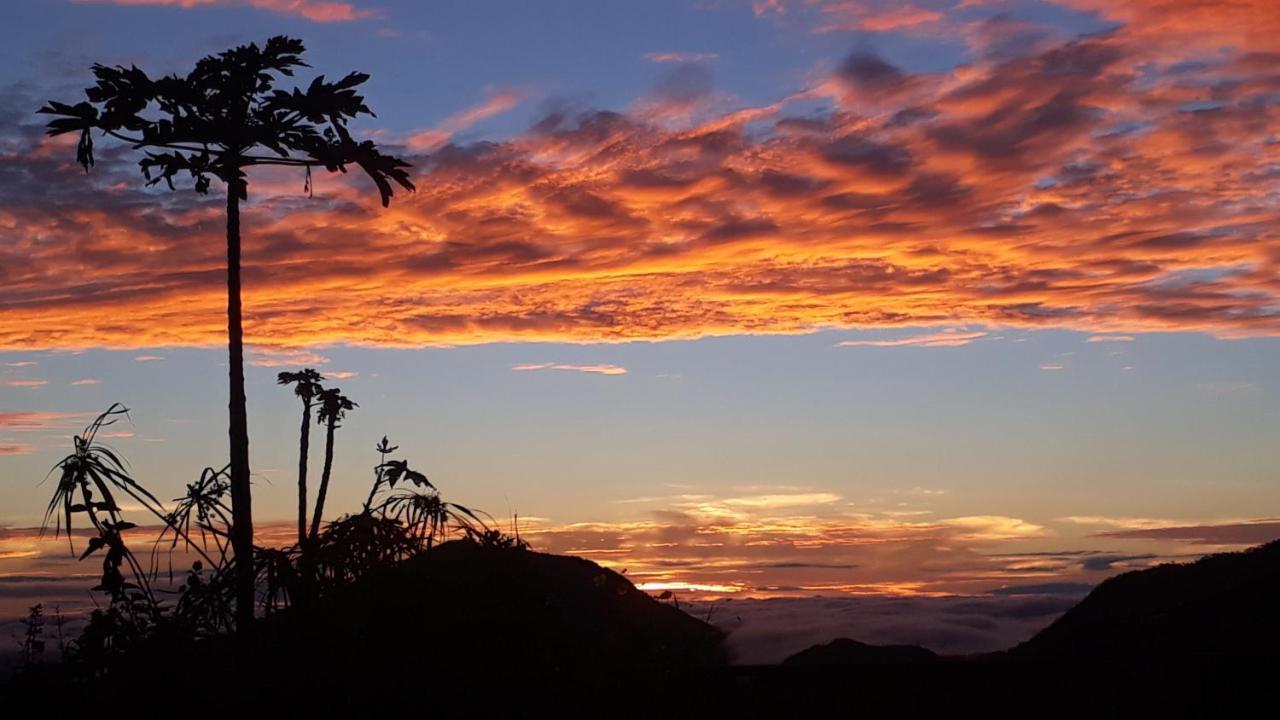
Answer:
783;638;936;666
1014;539;1280;659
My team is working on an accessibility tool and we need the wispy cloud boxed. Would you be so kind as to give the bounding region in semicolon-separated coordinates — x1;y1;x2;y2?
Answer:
511;363;628;376
406;90;525;152
70;378;100;386
246;347;330;368
133;355;165;362
1058;515;1184;530
1086;335;1135;343
838;329;987;348
645;51;720;63
1038;363;1065;371
72;0;376;23
3;379;48;388
0;443;36;456
1096;520;1280;546
0;411;90;431
940;516;1046;542
3;361;36;367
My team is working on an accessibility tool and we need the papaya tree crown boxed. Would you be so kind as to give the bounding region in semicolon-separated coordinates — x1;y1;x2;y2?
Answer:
38;35;414;206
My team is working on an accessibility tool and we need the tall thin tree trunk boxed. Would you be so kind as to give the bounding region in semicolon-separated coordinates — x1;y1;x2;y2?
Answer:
309;421;336;541
297;402;311;545
226;178;255;634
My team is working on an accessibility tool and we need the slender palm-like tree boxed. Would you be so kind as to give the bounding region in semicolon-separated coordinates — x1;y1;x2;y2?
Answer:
39;37;414;633
309;388;357;541
277;369;326;545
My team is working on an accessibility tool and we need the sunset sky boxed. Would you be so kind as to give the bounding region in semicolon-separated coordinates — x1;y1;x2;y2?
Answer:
1;0;1278;633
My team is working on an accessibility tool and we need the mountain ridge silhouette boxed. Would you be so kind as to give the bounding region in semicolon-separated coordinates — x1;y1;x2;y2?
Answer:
6;537;1279;714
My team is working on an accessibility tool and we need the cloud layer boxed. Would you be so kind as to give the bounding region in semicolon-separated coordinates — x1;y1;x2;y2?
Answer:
2;2;1279;352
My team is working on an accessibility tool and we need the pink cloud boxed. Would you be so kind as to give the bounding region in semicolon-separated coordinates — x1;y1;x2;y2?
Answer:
645;51;720;63
814;2;945;34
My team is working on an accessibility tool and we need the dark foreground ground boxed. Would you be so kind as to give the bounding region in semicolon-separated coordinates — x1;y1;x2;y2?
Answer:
5;539;1279;716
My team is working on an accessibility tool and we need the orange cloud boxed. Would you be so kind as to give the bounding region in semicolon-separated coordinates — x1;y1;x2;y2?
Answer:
73;0;375;23
3;6;1279;351
518;495;1058;598
0;443;36;456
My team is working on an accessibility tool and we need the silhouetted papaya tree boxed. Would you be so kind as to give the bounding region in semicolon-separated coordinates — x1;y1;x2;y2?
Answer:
278;369;326;545
309;387;356;541
39;37;415;632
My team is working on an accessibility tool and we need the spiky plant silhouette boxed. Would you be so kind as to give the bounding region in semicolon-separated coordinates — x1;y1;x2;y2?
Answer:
40;406;169;659
39;37;415;632
309;387;357;541
278;369;326;545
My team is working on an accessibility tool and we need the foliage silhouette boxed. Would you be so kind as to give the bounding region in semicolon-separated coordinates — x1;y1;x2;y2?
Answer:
278;369;325;545
33;378;519;676
16;605;46;671
40;37;415;633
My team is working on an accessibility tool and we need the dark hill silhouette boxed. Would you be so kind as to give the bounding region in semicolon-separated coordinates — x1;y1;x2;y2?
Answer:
1014;538;1280;660
265;540;726;673
783;637;936;666
4;541;726;711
